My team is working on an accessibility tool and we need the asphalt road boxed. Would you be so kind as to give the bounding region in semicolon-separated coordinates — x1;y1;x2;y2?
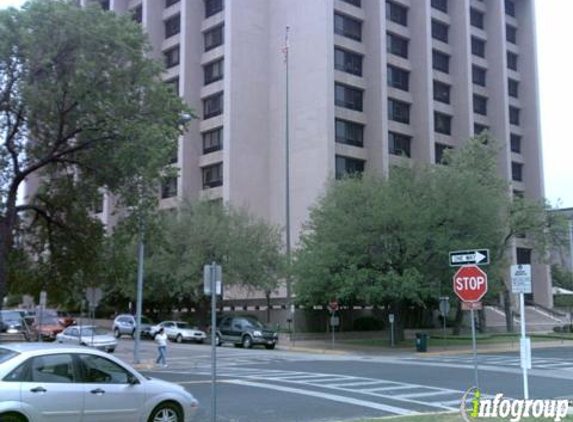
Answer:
113;339;573;422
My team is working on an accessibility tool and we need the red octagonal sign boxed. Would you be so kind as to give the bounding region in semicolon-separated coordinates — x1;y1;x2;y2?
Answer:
453;265;488;303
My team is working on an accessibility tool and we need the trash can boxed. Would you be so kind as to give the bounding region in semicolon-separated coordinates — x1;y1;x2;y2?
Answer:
415;333;428;352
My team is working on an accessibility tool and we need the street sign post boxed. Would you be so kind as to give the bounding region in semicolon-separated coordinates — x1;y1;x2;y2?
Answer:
511;264;532;400
439;297;450;347
204;263;223;422
389;314;395;347
449;249;490;267
453;265;488;389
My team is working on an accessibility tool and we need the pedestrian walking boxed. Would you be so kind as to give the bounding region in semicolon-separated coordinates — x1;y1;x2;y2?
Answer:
155;327;168;367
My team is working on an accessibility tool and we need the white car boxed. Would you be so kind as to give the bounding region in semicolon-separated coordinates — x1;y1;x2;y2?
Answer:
151;321;207;344
0;343;198;422
56;325;118;353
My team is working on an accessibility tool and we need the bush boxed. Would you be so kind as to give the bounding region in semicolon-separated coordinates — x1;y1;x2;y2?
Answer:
353;316;384;331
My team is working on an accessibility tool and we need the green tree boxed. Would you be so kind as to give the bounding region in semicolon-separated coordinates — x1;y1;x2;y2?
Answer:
293;136;565;332
0;0;190;307
105;201;284;322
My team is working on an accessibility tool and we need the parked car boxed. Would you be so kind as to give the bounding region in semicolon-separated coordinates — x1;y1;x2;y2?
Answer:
0;343;198;422
216;315;278;349
0;310;24;334
56;311;76;327
151;321;207;344
30;312;65;341
112;314;155;338
56;325;118;353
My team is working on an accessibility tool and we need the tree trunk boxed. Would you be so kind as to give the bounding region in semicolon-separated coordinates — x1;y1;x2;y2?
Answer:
452;302;464;335
0;196;17;311
503;288;514;332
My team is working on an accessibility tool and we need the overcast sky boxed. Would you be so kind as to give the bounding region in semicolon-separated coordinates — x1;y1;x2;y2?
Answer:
1;0;571;208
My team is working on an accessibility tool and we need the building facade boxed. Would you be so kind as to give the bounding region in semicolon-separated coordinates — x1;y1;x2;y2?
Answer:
85;0;551;307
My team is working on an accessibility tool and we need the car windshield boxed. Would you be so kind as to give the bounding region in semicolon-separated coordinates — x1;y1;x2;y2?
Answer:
0;347;18;365
80;327;108;336
175;322;191;329
244;318;265;329
0;311;21;322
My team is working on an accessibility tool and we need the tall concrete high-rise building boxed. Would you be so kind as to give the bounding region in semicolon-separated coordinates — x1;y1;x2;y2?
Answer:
86;0;551;307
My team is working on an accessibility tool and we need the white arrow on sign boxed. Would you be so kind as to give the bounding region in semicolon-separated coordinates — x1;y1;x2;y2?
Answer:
450;250;489;266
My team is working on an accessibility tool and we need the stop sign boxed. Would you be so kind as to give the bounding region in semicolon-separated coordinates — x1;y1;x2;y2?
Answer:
453;265;488;302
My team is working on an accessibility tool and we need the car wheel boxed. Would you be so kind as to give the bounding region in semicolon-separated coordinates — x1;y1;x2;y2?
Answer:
242;335;253;349
265;344;276;350
176;334;183;343
0;413;27;422
80;342;87;347
107;348;115;353
148;402;182;422
114;328;120;338
215;334;221;347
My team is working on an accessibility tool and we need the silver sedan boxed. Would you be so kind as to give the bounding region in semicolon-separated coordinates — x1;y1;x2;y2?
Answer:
56;325;117;353
0;343;199;422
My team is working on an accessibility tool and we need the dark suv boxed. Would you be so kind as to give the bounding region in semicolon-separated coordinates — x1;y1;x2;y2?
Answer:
216;315;278;349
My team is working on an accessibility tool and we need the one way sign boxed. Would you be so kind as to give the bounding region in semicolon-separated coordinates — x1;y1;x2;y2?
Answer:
449;249;490;267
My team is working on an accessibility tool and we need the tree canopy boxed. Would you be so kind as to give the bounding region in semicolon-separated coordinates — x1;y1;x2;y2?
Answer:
0;0;190;306
293;137;565;317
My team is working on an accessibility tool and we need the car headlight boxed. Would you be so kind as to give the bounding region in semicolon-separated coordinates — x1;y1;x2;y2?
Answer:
253;330;262;337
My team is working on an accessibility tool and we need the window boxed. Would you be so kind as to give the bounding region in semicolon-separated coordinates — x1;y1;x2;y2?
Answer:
474;124;489;135
471;37;485;58
131;5;142;23
334;13;362;41
335;119;364;147
388;132;411;157
166;77;179;96
203;92;223;119
387;65;409;91
161;176;177;199
164;15;180;38
508;78;518;98
473;94;487;116
434;112;452;135
433;80;450;104
334;48;363;76
100;0;110;10
472;65;486;87
431;0;448;13
202;163;223;188
470;9;484;29
335;155;364;179
342;0;361;6
510;134;521;153
432;50;449;73
30;354;76;383
516;247;531;264
204;59;224;85
335;83;363;112
509;106;520;125
387;33;409;58
205;25;224;51
205;0;223;18
164;46;180;68
506;25;517;44
386;1;408;26
203;127;223;153
166;0;180;7
435;143;452;164
432;20;448;43
507;52;518;71
388;98;410;124
505;0;515;17
78;354;133;384
512;161;523;181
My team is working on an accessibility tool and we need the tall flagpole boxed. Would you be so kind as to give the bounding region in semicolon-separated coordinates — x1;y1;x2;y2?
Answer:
284;27;292;306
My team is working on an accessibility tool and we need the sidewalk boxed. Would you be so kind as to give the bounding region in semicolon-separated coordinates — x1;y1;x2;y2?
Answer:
276;338;573;357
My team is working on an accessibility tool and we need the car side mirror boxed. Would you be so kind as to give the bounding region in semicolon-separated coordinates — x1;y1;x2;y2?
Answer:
127;373;140;385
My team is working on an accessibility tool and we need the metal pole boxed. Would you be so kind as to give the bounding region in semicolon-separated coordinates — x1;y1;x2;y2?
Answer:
520;292;529;399
284;26;291;303
134;216;144;364
569;220;573;274
331;312;335;349
390;321;395;347
210;262;217;422
443;312;446;350
470;308;480;388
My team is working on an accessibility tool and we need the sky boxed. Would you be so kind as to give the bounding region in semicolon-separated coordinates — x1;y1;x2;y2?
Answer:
1;0;571;208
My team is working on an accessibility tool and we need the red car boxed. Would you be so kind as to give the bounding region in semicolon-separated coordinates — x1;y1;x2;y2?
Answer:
30;312;64;341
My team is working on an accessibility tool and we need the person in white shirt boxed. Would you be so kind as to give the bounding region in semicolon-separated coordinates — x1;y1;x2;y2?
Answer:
155;327;168;367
